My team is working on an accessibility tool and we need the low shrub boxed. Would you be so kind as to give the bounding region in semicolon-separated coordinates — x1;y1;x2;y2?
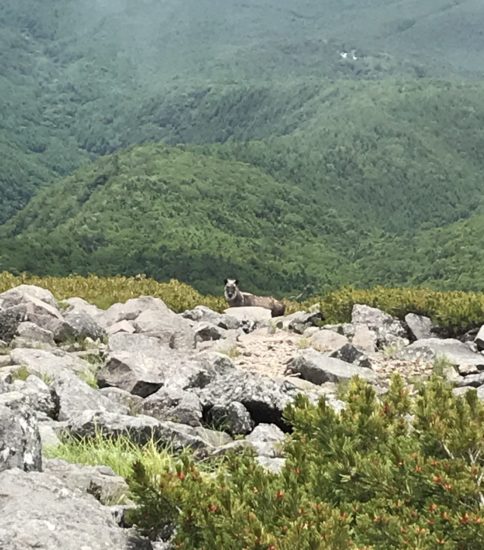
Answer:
127;375;484;548
309;286;484;335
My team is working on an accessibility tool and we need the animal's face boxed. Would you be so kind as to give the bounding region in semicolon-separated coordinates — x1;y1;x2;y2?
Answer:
224;278;239;299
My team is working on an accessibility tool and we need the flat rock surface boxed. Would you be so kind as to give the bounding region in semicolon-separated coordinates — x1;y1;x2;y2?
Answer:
0;468;137;550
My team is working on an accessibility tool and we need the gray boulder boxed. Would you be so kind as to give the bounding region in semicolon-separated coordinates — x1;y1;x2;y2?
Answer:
0;305;28;343
0;285;58;309
107;332;163;355
53;374;129;421
456;372;484;388
246;423;285;458
399;338;484;369
13;321;55;348
11;375;59;420
0;392;42;472
44;459;129;505
352;304;408;347
0;468;138;550
99;387;144;414
310;330;349;353
10;347;95;380
61;310;106;342
351;324;378;352
288;311;324;334
196;370;293;429
286;350;378;385
224;306;272;324
63;296;104;318
134;308;195;350
107;320;137;335
98;348;209;397
67;411;231;456
206;401;254;435
98;296;168;327
183;305;240;330
330;343;373;369
140;386;203;427
405;313;434;340
194;323;226;343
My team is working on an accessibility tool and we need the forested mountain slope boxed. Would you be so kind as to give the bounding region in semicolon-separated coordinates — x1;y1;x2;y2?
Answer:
1;0;484;293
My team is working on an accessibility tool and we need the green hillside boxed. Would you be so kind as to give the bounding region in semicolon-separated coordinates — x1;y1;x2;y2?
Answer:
2;0;484;222
0;144;350;295
1;0;484;294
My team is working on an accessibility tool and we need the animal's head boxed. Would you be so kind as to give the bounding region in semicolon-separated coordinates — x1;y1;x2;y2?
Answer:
224;278;240;300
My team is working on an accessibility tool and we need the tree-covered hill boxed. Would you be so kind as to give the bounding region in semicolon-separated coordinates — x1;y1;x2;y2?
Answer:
1;0;484;294
0;144;352;295
2;0;484;222
1;142;483;295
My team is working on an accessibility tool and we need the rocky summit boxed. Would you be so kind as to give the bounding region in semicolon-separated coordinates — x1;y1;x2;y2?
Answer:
1;285;483;548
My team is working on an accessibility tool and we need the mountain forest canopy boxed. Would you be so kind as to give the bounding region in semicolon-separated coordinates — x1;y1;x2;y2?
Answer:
1;0;484;295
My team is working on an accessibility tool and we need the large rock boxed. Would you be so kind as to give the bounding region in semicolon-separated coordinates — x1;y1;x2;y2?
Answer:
0;468;139;550
53;374;129;421
310;330;349;353
246;423;286;458
206;401;254;435
288;311;324;334
99;387;144;414
98;296;167;327
196;370;293;429
61;310;106;342
107;332;163;355
0;305;28;343
0;285;58;309
399;338;484;369
44;459;129;506
134;308;195;350
224;306;272;324
98;349;209;397
12;321;55;348
351;304;408;347
140;386;203;426
63;297;104;319
10;348;95;380
286;350;379;385
10;375;59;420
183;306;240;330
330;343;372;369
67;411;231;456
0;392;42;472
351;324;378;352
405;313;434;341
456;372;484;388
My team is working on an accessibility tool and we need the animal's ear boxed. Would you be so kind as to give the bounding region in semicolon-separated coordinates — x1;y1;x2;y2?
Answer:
224;278;228;285
235;279;239;286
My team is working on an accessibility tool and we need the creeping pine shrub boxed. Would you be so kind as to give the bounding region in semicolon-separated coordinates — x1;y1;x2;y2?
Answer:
129;375;484;549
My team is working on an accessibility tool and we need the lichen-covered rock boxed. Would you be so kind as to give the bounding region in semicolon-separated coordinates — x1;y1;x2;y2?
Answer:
310;329;349;353
140;386;203;426
246;423;286;458
44;459;129;506
286;350;378;385
62;310;106;342
206;401;254;435
0;468;139;550
0;392;42;472
405;313;434;340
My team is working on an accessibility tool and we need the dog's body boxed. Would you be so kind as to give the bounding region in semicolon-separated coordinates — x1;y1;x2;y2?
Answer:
224;279;286;317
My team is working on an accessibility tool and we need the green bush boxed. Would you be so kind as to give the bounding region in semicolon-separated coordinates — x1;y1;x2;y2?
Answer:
129;375;484;549
311;286;484;335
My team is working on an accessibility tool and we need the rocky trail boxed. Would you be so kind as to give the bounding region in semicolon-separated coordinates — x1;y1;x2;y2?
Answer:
0;285;483;549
